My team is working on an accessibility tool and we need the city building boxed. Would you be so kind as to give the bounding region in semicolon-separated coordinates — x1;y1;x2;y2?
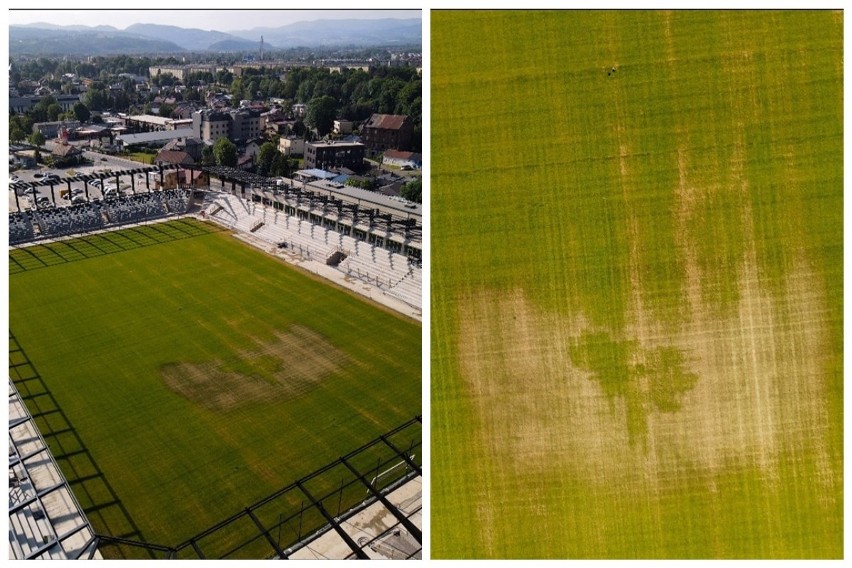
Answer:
192;108;267;145
304;140;366;171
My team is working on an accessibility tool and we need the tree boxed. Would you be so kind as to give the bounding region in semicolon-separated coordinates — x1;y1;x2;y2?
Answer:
83;88;110;111
306;95;337;137
229;77;247;102
213;137;237;167
256;142;279;177
10;125;26;143
73;102;90;123
29;131;46;147
269;153;293;178
201;145;215;166
46;103;63;122
158;104;175;118
400;178;421;203
291;120;307;137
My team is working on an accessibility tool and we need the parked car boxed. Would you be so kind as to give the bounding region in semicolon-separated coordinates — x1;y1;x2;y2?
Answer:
88;179;102;188
71;195;87;204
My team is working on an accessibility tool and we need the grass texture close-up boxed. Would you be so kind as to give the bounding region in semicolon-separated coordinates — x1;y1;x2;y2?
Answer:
431;10;842;558
9;219;421;553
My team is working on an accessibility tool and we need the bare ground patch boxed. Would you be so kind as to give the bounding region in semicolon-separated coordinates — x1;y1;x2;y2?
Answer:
161;325;348;412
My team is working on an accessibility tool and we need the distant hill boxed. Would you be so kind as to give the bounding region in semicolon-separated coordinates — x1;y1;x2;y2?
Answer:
9;18;422;56
124;23;246;52
16;22;120;32
230;18;422;48
9;26;185;56
207;39;263;52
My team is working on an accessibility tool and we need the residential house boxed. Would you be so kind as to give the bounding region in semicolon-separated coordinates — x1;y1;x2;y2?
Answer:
278;136;305;156
155;149;195;167
361;114;413;152
50;142;83;166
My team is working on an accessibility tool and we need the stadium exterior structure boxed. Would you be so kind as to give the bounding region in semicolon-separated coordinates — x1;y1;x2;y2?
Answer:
8;165;423;559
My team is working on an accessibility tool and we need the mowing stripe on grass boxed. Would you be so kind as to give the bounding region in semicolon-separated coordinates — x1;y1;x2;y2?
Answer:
432;10;841;559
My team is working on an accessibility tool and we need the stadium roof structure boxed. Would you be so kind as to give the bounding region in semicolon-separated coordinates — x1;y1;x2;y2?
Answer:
75;417;422;559
9;380;100;560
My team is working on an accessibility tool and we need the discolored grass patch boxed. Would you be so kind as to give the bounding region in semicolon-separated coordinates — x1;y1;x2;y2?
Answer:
161;326;349;412
433;10;841;558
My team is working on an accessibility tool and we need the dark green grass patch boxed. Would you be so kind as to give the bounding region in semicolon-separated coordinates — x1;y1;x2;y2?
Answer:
9;220;421;548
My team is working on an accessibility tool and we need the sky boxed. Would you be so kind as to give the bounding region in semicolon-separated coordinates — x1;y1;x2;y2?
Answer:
7;9;421;33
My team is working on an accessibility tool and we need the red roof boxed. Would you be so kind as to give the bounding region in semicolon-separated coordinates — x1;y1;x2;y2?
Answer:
383;150;414;160
52;143;82;157
155;149;194;165
365;114;408;131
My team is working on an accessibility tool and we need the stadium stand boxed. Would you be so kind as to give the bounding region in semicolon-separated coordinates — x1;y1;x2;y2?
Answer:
104;193;167;225
9;212;36;245
201;192;422;309
9;188;192;244
9;164;420;311
163;189;191;214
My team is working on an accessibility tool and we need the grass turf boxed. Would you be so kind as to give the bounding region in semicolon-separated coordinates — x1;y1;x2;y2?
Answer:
432;10;842;559
9;218;421;552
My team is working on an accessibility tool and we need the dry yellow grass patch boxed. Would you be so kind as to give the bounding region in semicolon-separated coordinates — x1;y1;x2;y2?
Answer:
458;251;834;492
161;326;348;412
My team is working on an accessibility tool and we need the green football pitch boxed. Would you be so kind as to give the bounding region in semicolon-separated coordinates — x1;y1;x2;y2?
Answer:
432;10;842;558
9;218;421;552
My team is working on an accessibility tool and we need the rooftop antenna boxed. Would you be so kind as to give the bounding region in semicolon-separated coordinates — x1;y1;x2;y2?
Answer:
260;36;264;62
